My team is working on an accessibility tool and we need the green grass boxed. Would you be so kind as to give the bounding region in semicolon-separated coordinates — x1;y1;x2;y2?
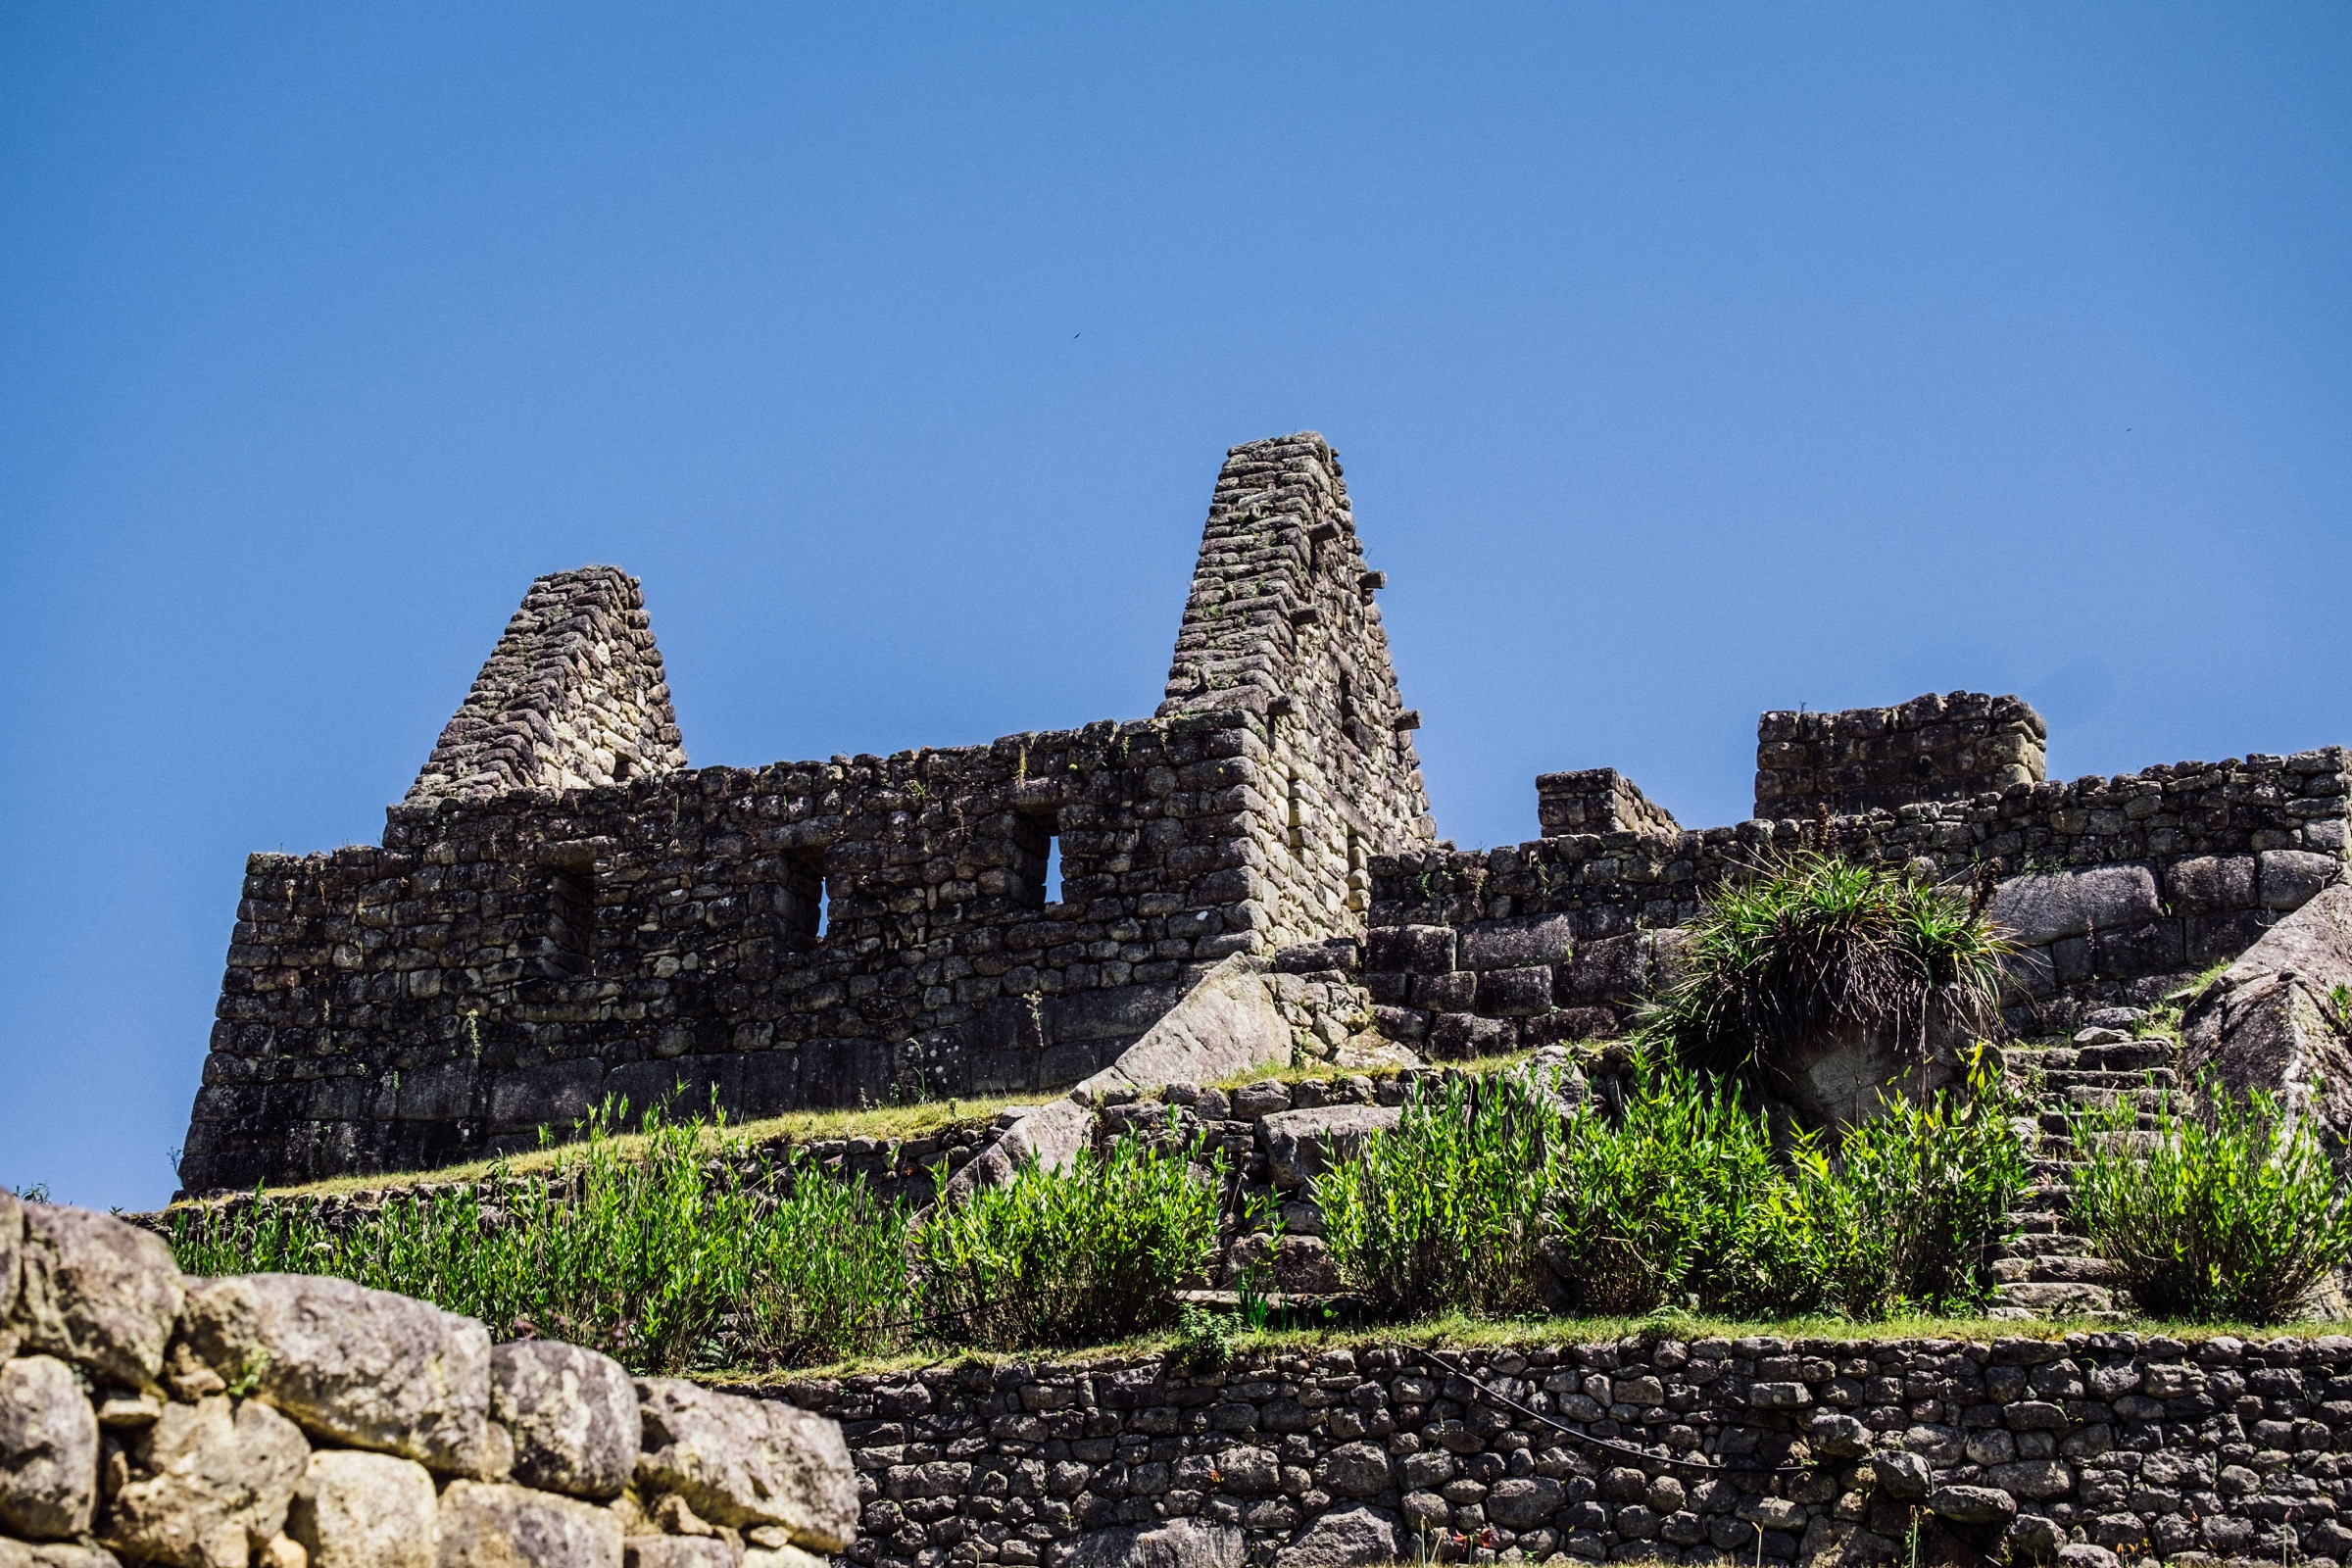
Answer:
171;1101;911;1371
715;1305;2350;1384
1317;1052;2025;1324
175;1091;1045;1203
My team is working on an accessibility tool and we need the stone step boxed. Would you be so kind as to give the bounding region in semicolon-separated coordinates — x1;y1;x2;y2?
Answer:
1991;1253;2119;1286
2072;1041;2178;1073
1992;1233;2094;1260
1990;1280;2119;1314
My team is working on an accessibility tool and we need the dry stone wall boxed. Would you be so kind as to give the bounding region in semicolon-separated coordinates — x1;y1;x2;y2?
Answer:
188;713;1300;1194
185;434;1440;1197
408;566;688;806
0;1193;857;1568
1157;434;1438;945
1754;692;2046;820
1368;749;2352;1051
774;1329;2352;1568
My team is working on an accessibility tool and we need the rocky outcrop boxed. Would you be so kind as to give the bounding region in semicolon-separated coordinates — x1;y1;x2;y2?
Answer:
943;955;1299;1201
0;1200;856;1566
2183;875;2352;1151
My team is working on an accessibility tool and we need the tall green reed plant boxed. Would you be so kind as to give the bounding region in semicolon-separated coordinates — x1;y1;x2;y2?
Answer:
170;1099;908;1372
911;1124;1221;1349
1314;1070;1567;1319
2073;1074;2352;1322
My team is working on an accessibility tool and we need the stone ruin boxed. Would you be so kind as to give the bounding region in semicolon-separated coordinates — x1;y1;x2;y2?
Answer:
0;1187;856;1566
178;432;2352;1195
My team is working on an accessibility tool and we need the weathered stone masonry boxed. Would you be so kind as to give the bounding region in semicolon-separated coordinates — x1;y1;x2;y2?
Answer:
769;1330;2352;1568
1365;748;2352;1056
183;435;1439;1195
182;426;2352;1197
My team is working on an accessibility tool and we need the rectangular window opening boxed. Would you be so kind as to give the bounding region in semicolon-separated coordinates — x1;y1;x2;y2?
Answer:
1011;812;1060;909
782;851;829;950
534;862;595;979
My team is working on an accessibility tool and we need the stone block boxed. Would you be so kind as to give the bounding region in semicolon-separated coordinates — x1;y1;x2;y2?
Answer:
1476;966;1554;1018
1558;934;1647;1004
101;1395;310;1568
1988;866;2160;947
1365;926;1455;976
2260;850;2339;910
1066;1517;1245;1568
434;1480;622;1568
487;1059;607;1136
287;1449;439;1568
1409;972;1475;1012
492;1340;639;1501
1429;1013;1515;1060
2091;919;2182;979
0;1354;97;1540
178;1273;497;1476
1258;1105;1402;1191
2165;856;2255;915
633;1379;858;1549
1457;917;1575;972
14;1202;185;1387
1272;1505;1400;1568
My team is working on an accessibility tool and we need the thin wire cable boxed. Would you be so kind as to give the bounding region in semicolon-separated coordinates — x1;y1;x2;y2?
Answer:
1410;1344;1823;1478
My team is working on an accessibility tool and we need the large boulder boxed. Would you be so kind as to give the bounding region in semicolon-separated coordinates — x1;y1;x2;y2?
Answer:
434;1480;622;1568
100;1395;310;1568
178;1273;499;1476
1273;1506;1401;1568
286;1449;439;1568
0;1188;23;1348
0;1544;123;1568
2183;876;2352;1152
1763;1009;1976;1132
943;954;1293;1201
1258;1104;1402;1192
1988;866;2161;946
1066;1517;1246;1568
633;1380;857;1550
14;1203;185;1387
492;1340;638;1500
0;1353;98;1539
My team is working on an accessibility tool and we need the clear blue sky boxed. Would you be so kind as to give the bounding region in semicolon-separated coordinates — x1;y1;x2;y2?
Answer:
5;5;2348;1210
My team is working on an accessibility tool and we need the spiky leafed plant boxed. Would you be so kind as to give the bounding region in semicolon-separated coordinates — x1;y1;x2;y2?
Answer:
1641;853;2011;1079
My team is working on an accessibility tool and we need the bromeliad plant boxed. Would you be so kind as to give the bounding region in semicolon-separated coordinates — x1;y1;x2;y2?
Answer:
1642;853;2011;1079
2072;1073;2352;1323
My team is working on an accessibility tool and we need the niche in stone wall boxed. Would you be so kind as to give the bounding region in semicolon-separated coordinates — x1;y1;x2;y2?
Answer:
780;850;829;950
1011;810;1062;908
529;857;596;979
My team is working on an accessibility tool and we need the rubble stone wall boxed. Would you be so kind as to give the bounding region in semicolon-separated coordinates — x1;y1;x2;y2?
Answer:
1367;751;2352;1052
770;1330;2352;1568
1753;692;2047;820
0;1193;856;1568
184;434;1439;1198
188;712;1303;1194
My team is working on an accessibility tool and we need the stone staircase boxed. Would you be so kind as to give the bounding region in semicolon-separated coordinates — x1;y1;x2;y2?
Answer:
1987;1014;2181;1318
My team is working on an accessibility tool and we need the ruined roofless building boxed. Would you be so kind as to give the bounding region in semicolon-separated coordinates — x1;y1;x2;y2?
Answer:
180;433;2352;1194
